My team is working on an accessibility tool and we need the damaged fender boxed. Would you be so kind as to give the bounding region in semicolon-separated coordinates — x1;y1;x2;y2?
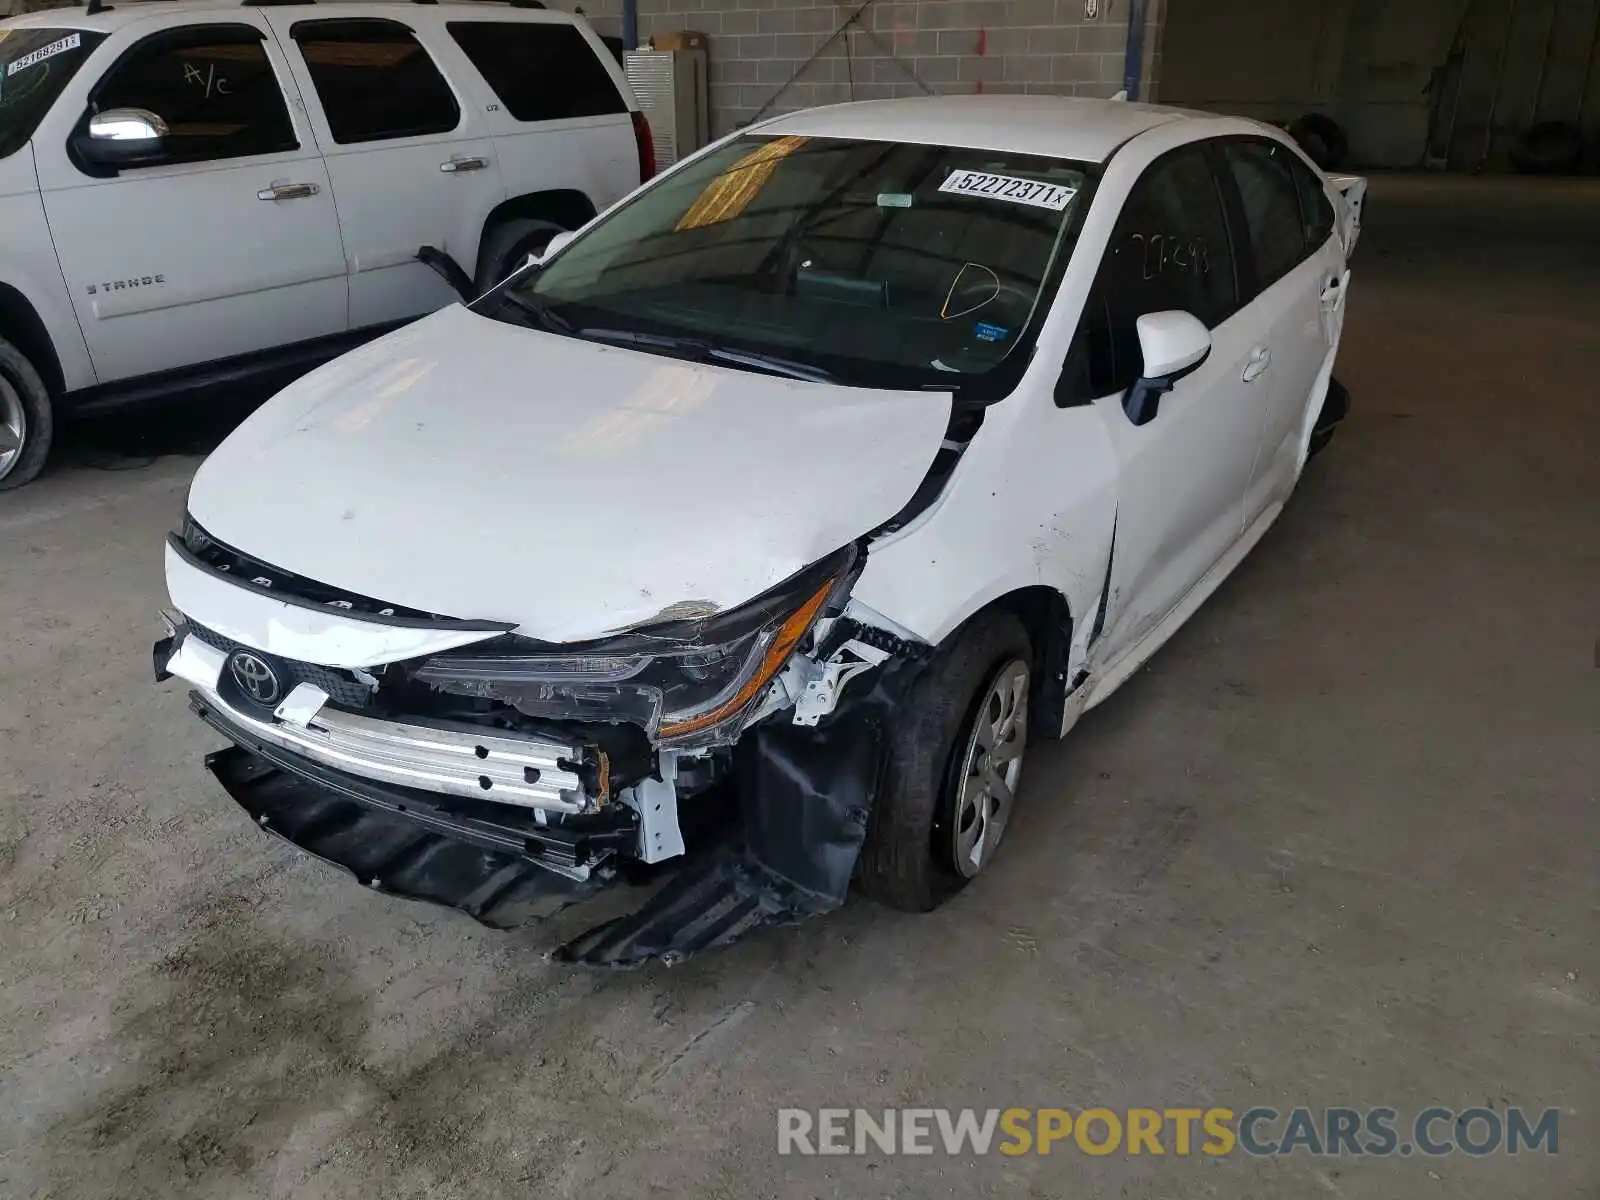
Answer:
557;632;931;967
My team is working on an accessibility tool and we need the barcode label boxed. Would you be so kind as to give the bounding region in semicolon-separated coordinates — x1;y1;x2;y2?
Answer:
937;169;1076;211
7;33;80;75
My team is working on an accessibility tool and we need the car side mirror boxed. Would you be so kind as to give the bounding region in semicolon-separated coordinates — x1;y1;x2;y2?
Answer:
534;229;578;266
76;108;169;167
1123;310;1211;426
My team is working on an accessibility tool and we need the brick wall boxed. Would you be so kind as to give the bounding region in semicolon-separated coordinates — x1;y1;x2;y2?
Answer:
561;0;1154;138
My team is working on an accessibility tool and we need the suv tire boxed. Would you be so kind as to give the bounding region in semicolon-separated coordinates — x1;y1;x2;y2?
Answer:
0;336;52;491
859;609;1034;912
476;218;568;292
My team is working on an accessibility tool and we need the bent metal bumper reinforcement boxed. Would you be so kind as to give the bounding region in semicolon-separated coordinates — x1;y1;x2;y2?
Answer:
162;626;593;812
207;691;589;810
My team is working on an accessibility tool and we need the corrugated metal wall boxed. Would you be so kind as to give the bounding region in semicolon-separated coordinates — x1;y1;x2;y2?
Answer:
1429;0;1600;169
1159;0;1600;170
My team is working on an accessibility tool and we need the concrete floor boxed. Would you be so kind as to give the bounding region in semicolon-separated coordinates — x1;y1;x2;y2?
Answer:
1;176;1595;1199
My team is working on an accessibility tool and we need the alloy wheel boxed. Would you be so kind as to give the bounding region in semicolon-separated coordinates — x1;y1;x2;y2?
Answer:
0;374;26;484
950;658;1029;877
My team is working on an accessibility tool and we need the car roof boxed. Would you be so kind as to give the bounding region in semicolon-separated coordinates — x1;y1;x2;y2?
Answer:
757;95;1210;163
0;0;585;33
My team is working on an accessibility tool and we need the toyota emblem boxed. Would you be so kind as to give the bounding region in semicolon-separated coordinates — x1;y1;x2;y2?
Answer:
229;650;281;705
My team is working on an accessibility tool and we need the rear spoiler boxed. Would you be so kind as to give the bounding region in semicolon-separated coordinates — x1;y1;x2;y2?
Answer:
1328;173;1366;255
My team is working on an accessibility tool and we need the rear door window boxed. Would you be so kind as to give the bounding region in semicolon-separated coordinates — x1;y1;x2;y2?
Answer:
446;21;624;122
1220;140;1309;290
290;18;459;144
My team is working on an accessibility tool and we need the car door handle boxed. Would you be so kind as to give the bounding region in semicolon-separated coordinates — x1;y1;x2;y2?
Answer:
440;156;489;174
1242;347;1272;383
257;182;320;201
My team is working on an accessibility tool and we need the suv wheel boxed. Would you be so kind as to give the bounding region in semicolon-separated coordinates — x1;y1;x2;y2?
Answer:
859;610;1034;912
0;336;52;491
476;218;568;292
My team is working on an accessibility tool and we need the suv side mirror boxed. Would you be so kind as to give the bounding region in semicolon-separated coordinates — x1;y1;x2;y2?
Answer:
1123;310;1211;426
76;108;170;167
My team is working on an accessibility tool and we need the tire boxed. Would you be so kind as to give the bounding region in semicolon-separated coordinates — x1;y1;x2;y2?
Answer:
859;609;1033;912
0;335;52;491
474;218;568;292
1510;121;1583;175
1288;113;1349;171
1307;376;1350;460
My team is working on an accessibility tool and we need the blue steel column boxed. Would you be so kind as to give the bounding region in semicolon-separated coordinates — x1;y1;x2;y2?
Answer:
1122;0;1147;100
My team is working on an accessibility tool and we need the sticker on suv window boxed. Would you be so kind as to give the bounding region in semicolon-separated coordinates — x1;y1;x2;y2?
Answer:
938;169;1076;211
7;33;81;75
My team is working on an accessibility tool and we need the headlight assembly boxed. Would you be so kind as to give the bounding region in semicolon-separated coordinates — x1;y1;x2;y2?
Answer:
413;546;858;748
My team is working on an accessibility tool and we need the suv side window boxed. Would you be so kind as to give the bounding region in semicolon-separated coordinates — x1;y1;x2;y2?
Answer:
1069;146;1238;400
1287;152;1335;251
88;25;296;165
1221;140;1308;289
446;22;625;122
290;19;459;144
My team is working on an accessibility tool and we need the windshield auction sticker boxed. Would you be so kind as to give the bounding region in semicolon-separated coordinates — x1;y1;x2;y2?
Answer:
7;33;81;75
938;169;1076;211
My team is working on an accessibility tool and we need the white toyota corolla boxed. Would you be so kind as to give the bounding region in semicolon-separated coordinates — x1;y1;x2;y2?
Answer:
156;96;1363;966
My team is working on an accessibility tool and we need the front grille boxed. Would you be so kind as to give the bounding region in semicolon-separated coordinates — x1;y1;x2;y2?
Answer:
188;622;376;710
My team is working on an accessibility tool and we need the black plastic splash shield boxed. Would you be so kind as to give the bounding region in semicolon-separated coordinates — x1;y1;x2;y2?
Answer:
555;846;813;967
738;652;928;907
207;745;602;929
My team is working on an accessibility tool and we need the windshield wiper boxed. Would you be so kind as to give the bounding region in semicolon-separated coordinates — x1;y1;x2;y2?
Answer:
493;288;573;335
704;347;835;382
578;328;835;382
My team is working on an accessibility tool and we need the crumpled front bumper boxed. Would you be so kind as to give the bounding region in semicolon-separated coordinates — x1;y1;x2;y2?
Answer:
198;714;821;967
157;626;596;813
156;605;928;966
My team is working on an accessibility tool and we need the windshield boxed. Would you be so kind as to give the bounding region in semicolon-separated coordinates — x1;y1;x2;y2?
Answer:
0;27;103;161
488;135;1093;393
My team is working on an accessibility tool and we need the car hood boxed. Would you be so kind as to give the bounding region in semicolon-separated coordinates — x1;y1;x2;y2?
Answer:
187;305;952;642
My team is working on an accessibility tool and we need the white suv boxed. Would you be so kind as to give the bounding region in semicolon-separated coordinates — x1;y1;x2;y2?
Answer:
0;0;650;488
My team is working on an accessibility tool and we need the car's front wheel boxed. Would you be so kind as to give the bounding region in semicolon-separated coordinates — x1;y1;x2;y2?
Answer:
859;610;1033;912
0;336;52;491
476;218;569;292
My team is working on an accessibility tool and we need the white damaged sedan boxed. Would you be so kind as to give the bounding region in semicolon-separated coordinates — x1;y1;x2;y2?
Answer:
156;96;1363;966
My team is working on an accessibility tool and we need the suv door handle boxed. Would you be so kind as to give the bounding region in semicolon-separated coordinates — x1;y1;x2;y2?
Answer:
257;182;320;201
440;156;488;174
1242;346;1272;383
